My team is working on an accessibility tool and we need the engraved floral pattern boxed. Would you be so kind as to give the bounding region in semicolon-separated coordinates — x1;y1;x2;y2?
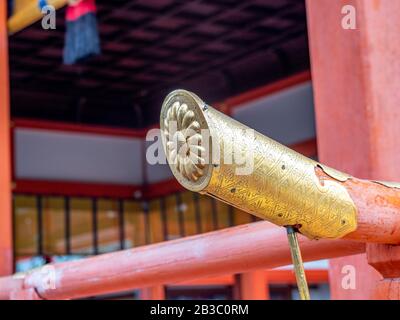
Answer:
163;101;206;181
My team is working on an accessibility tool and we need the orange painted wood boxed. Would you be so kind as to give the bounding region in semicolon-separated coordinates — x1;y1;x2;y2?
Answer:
14;179;143;199
312;169;400;244
266;269;329;285
0;222;364;300
172;269;329;286
141;178;184;199
372;279;400;300
13;118;146;138
237;271;269;300
141;286;165;300
344;178;400;244
307;0;400;299
0;0;13;277
367;244;400;279
174;274;235;286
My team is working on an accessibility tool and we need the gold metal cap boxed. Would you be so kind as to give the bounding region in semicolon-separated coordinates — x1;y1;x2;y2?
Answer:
160;90;357;240
160;90;213;192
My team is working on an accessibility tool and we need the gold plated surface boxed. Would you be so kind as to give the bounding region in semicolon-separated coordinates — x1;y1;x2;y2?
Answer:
160;90;358;239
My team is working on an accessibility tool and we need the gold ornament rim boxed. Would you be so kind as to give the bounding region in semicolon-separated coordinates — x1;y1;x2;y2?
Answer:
160;89;213;193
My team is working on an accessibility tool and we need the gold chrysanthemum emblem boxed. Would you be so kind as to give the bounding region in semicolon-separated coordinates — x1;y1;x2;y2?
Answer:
163;101;206;181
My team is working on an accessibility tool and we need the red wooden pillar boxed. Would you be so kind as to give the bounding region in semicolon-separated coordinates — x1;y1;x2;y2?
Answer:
307;0;400;299
0;0;13;276
234;271;269;300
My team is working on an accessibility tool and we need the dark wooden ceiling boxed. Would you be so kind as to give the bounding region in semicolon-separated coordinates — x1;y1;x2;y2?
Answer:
9;0;310;128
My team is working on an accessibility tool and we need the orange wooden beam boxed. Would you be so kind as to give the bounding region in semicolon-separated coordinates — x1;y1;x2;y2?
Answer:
313;168;400;245
12;118;146;138
172;269;329;287
13;179;143;199
174;274;235;286
266;269;329;285
0;0;13;277
141;286;165;300
0;222;364;300
236;271;269;300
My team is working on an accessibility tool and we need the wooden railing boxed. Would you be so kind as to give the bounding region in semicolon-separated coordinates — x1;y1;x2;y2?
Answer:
0;221;364;300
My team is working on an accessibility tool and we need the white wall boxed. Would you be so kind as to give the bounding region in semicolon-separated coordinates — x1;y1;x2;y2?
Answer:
232;82;316;145
14;81;316;185
15;129;143;184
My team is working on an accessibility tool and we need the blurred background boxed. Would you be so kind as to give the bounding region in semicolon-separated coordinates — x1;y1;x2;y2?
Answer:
7;0;327;299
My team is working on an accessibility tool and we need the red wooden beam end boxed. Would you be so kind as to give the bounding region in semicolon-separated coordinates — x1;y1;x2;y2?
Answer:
313;167;400;244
